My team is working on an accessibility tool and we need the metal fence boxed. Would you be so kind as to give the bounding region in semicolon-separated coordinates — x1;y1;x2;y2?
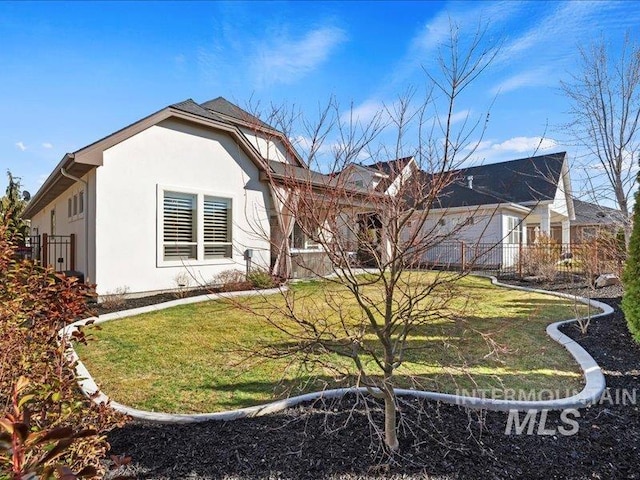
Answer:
18;234;76;272
413;241;625;277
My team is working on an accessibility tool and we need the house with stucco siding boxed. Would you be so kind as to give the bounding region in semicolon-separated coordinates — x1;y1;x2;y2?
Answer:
23;98;306;295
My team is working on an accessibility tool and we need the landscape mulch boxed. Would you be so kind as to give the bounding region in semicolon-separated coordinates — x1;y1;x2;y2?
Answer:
104;280;639;479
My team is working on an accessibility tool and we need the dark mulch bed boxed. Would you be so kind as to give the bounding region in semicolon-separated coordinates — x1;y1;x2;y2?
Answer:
92;283;269;316
91;288;215;316
105;281;640;479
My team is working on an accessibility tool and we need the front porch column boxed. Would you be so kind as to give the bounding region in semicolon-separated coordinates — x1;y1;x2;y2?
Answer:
539;205;551;236
562;219;571;245
379;222;392;265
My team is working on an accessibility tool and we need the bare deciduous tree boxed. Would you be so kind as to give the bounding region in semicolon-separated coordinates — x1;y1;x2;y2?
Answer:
233;24;500;452
562;35;640;247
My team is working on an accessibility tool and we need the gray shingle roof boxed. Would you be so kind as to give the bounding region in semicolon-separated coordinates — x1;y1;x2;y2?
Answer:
572;198;625;226
200;97;273;129
430;152;568;208
171;99;225;122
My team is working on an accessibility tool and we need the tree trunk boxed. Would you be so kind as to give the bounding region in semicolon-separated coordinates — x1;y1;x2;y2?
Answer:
383;389;399;451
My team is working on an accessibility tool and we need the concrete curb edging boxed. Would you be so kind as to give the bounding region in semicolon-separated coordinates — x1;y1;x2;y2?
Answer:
63;278;612;423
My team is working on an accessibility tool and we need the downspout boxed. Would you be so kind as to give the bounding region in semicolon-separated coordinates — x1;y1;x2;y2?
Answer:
60;167;90;281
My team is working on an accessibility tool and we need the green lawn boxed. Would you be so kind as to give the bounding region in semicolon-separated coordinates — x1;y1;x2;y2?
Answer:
75;274;595;413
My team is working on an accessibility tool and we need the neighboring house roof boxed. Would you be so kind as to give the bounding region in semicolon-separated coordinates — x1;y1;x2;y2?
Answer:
263;160;377;198
364;156;414;176
429;152;569;209
572;198;625;226
365;157;415;193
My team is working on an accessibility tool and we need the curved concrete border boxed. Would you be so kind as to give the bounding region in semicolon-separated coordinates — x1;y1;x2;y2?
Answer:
62;278;612;422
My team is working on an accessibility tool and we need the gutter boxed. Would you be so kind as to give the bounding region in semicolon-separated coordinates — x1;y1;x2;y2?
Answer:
23;153;76;218
60;166;90;280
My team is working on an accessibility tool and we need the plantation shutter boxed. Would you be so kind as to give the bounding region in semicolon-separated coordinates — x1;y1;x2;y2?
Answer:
163;192;197;260
203;196;232;258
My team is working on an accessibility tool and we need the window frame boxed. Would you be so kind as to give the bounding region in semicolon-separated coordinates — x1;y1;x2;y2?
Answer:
67;189;85;223
157;184;234;267
289;220;322;252
505;215;522;245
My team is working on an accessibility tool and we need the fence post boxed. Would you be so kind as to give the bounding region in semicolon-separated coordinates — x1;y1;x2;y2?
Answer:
460;242;466;270
42;233;48;267
518;242;523;277
70;234;76;271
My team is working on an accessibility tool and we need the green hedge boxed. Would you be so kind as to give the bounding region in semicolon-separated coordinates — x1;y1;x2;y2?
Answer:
622;188;640;343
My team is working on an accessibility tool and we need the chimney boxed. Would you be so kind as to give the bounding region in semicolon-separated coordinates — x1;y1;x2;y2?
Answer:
467;175;473;189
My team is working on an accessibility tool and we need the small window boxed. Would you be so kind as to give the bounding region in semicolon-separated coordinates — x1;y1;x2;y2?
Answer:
67;198;72;218
290;221;321;251
78;191;84;214
581;227;597;241
506;216;522;244
438;218;446;227
354;179;365;188
73;195;78;216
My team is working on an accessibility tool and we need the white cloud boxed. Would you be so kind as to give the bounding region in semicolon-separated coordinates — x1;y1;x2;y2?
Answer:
42;142;53;149
342;99;385;124
462;136;561;165
440;109;471;125
489;67;554;95
490;136;557;153
387;2;521;88
253;26;347;86
37;173;48;186
15;141;27;151
289;134;339;159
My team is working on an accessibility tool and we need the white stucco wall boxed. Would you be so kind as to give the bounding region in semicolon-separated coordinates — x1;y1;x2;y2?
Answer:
550;182;569;217
28;171;94;278
239;127;294;164
93;118;272;295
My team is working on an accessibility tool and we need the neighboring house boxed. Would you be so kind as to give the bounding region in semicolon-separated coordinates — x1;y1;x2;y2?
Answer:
23;98;308;295
570;198;625;243
393;152;576;268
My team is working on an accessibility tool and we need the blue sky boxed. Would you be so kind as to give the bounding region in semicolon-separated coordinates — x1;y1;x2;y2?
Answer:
2;0;639;199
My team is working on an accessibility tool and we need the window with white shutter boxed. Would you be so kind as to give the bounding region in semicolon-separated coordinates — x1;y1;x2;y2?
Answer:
159;188;233;264
203;196;232;258
163;191;197;260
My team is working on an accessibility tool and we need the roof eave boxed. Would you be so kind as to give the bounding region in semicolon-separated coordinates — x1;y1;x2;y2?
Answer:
24;104;275;218
22;154;95;218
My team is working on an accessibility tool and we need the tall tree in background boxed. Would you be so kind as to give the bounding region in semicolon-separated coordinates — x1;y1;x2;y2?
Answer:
561;35;640;247
0;170;29;241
